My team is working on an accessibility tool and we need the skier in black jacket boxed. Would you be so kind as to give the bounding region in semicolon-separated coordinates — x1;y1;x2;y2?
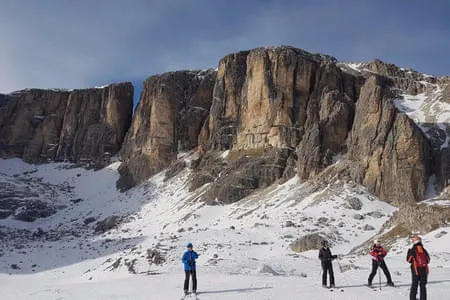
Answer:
319;240;337;288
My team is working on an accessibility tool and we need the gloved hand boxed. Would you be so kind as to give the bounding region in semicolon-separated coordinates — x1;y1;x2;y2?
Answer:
332;255;337;260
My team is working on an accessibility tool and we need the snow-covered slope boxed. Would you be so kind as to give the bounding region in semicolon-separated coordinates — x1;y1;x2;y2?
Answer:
394;83;450;149
1;158;450;299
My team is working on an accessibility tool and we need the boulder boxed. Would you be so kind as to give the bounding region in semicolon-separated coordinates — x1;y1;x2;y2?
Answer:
346;197;362;210
290;233;326;253
94;215;121;233
257;263;280;275
13;200;56;222
147;249;165;265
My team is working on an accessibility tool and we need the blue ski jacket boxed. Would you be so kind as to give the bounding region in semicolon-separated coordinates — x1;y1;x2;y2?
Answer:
182;250;199;271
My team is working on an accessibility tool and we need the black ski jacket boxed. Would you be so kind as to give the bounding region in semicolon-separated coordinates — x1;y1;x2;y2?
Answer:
319;247;336;262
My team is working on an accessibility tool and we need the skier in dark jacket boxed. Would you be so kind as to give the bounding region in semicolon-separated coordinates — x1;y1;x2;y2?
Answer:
318;240;337;288
368;239;394;287
182;242;199;295
407;235;430;300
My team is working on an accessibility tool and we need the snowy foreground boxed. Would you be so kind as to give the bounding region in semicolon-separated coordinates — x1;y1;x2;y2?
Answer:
1;157;450;299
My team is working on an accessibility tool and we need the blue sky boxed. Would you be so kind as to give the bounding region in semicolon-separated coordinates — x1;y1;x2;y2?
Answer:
1;0;449;105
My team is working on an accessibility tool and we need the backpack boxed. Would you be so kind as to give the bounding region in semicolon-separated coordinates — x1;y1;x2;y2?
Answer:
415;246;428;268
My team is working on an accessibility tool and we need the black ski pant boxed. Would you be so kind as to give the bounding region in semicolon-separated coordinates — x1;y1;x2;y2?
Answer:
368;260;392;284
410;268;427;300
321;261;335;286
184;270;197;292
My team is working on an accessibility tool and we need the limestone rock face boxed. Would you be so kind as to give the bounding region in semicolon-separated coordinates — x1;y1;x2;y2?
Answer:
194;47;438;204
347;76;433;203
120;70;216;185
362;59;436;94
0;83;133;165
205;46;362;179
56;83;134;165
0;90;71;161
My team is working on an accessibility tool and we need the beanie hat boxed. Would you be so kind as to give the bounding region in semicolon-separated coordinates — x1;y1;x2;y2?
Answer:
374;239;381;245
411;235;422;245
187;242;193;248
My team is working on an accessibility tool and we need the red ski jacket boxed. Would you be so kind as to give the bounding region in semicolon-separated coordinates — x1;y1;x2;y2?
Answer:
370;245;387;261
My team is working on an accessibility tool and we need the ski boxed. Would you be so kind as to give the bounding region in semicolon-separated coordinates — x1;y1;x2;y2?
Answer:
366;285;378;291
181;292;199;299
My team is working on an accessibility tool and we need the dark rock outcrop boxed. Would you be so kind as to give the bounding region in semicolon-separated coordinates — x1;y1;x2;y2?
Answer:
94;215;121;233
56;83;134;165
347;76;433;203
0;83;133;166
0;90;70;161
192;148;292;204
119;70;216;186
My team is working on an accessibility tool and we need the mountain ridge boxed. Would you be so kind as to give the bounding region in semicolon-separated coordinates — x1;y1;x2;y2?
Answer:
1;45;449;205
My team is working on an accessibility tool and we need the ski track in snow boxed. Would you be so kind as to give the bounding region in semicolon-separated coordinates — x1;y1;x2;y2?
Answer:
0;157;450;299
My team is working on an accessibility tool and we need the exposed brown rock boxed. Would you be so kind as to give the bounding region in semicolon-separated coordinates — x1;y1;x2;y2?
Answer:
0;90;71;161
56;83;134;165
203;46;362;184
347;76;433;203
0;83;133;166
194;148;292;204
120;70;216;186
362;59;436;94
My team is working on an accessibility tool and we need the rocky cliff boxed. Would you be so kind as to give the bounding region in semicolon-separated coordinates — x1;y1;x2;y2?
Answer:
347;76;433;203
118;70;216;187
1;46;446;205
192;47;440;204
0;83;133;166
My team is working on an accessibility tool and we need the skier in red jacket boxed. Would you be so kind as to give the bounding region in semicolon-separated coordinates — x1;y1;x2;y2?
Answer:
367;239;394;287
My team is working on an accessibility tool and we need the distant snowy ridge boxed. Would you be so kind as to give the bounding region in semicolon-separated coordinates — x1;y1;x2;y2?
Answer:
394;83;450;149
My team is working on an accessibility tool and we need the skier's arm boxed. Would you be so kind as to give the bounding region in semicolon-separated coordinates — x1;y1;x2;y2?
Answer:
318;249;323;260
424;249;430;263
193;251;199;259
182;252;188;263
406;249;414;263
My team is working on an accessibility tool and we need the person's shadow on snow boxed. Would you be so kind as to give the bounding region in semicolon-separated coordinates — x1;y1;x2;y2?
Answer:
338;279;450;289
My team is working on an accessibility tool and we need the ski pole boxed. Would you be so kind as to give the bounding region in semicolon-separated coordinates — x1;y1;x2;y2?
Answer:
336;258;343;273
378;261;382;291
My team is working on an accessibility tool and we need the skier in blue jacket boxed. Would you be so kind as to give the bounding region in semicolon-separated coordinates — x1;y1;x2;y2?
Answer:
182;242;199;295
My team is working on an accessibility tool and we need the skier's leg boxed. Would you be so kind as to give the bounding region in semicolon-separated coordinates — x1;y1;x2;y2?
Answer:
380;261;393;283
192;270;197;292
368;260;378;285
184;270;190;292
322;262;328;286
419;269;427;300
329;263;335;286
410;271;419;300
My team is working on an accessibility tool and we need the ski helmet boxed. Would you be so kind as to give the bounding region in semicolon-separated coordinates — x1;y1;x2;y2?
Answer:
411;235;422;245
187;242;193;248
